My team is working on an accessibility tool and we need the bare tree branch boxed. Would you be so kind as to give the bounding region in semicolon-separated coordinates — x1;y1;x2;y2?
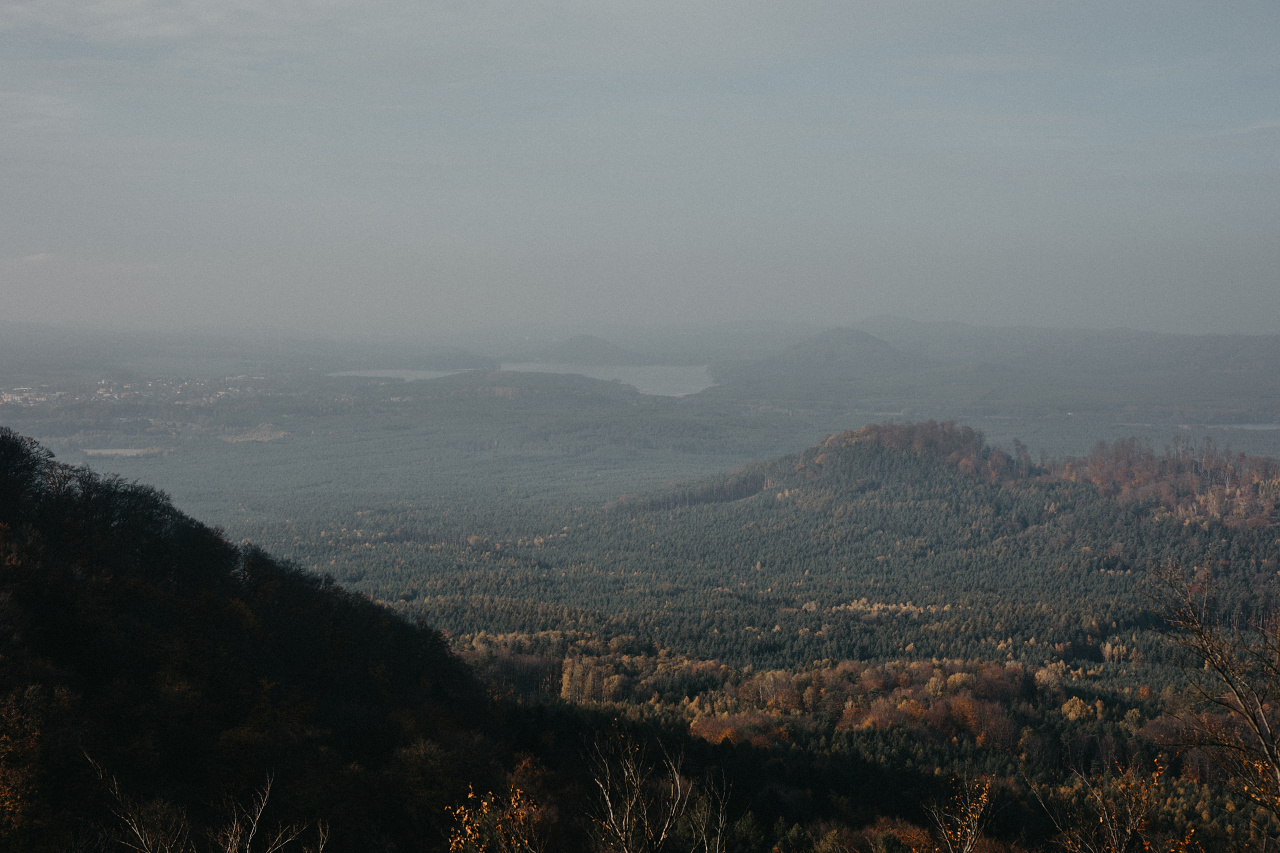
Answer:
921;777;990;853
587;735;697;853
1155;566;1280;820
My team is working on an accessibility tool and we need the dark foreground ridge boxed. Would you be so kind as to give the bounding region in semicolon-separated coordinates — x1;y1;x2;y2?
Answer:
0;428;920;853
0;427;493;849
7;423;1280;852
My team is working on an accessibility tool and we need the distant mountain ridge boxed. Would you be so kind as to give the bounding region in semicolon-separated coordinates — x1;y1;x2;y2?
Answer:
501;333;657;366
703;321;1280;423
706;327;929;404
855;316;1280;374
718;327;927;375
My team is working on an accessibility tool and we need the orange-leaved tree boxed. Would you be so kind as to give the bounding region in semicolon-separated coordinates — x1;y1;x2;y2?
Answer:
447;786;547;853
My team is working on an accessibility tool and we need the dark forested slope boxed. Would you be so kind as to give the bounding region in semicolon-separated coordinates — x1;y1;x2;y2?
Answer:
0;428;985;853
0;428;493;850
6;422;1280;852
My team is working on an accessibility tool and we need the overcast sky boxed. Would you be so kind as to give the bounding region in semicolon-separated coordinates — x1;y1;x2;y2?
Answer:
2;1;1277;337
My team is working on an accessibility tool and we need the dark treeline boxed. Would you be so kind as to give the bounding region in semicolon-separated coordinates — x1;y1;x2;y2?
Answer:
1;428;493;849
264;421;1280;673
7;422;1280;851
0;428;1023;853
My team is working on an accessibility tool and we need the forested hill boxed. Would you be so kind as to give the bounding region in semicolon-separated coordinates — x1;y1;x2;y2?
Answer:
618;420;1280;525
8;423;1280;850
355;421;1280;670
610;420;1029;513
0;427;1002;853
0;428;492;849
706;328;928;404
500;333;656;365
701;323;1280;432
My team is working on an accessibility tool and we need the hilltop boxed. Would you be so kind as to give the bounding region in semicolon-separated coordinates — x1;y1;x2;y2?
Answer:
500;334;657;366
0;428;987;853
309;420;1280;673
707;327;928;404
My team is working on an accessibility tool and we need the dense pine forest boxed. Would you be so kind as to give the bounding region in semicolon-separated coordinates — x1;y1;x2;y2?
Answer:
5;321;1280;851
6;420;1280;851
279;421;1280;673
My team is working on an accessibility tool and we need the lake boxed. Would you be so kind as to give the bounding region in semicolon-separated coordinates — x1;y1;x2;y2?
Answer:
330;365;715;396
329;369;466;381
499;363;715;396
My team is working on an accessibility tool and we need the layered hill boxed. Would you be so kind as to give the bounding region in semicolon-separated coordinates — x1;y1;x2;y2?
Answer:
856;316;1280;377
307;421;1280;671
708;321;1280;427
0;427;970;853
500;334;656;366
0;428;930;852
7;423;1280;850
706;328;929;406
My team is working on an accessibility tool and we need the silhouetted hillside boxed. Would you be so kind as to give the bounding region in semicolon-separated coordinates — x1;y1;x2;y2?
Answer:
0;428;492;850
856;316;1280;375
707;328;930;404
0;430;962;853
502;334;655;366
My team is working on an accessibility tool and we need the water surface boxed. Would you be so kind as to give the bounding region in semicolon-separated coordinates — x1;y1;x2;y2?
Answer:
329;369;467;381
330;365;715;396
499;363;714;396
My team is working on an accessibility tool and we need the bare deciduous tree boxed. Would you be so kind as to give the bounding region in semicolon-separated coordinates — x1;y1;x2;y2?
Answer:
1157;566;1280;822
94;762;325;853
92;760;191;853
685;771;730;853
920;777;990;853
1031;763;1193;853
587;737;700;853
585;735;734;853
209;777;319;853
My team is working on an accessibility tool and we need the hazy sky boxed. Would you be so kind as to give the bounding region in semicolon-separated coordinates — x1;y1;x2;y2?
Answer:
2;1;1278;337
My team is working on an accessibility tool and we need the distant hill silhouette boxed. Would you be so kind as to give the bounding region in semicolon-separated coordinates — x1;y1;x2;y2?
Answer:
700;321;1280;422
855;316;1280;375
707;327;929;403
502;334;656;366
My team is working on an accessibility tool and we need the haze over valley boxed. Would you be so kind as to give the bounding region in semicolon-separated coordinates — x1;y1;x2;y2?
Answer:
5;318;1280;848
4;0;1280;848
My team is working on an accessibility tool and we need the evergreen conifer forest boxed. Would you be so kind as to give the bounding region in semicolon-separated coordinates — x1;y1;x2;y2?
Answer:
4;322;1280;851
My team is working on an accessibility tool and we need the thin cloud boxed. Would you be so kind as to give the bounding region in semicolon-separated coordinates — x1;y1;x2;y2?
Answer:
0;91;77;128
904;53;1063;73
1205;118;1280;138
1;0;1277;336
0;1;881;76
0;0;380;41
